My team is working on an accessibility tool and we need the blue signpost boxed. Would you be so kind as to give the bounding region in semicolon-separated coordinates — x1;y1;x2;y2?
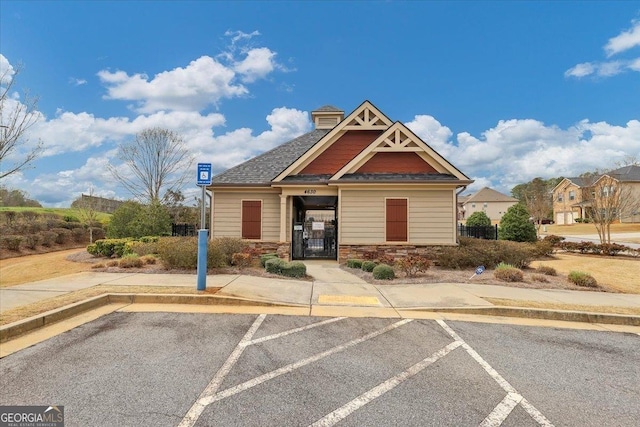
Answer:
197;163;212;291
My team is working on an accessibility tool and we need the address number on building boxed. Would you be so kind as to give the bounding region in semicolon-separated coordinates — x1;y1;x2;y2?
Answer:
304;189;317;194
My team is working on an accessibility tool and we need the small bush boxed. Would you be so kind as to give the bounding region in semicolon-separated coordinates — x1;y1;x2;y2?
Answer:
156;237;198;269
532;240;554;257
119;254;144;268
231;252;252;268
140;255;157;265
63;214;80;223
260;253;279;267
493;263;524;282
92;263;106;269
126;240;159;257
600;243;629;256
531;274;549;283
361;261;377;272
93;238;132;258
437;238;534;270
214;237;248;265
51;228;72;244
72;228;86;243
536;265;557;276
23;234;41;249
40;231;58;247
373;264;395;280
106;260;119;267
265;257;285;274
280;261;307;278
543;235;565;246
1;235;22;251
377;254;396;266
396;255;431;277
346;259;363;269
568;271;598;288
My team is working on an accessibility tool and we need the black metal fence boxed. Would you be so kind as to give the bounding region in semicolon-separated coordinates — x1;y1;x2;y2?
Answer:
458;224;498;240
171;223;197;236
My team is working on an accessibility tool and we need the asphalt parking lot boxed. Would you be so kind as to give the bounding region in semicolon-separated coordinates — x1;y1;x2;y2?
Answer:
1;312;638;426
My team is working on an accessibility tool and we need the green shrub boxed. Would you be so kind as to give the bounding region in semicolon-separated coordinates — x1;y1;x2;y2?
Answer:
23;234;41;249
568;271;598;288
118;254;144;268
126;240;159;257
260;253;279;267
280;261;307;278
532;240;554;257
346;259;363;268
156;237;198;269
499;204;537;242
361;261;377;272
87;244;98;256
1;235;22;251
543;235;565;246
265;257;285;274
536;265;557;276
63;214;80;223
466;211;491;227
51;228;72;244
139;236;159;243
373;264;395;280
93;238;132;258
493;263;524;282
396;255;431;277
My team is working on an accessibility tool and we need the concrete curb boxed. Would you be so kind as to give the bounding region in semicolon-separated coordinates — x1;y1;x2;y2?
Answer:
404;306;640;326
2;294;638;343
0;293;302;343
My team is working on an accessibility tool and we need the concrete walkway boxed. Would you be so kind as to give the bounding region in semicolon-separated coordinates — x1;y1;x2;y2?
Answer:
2;262;640;316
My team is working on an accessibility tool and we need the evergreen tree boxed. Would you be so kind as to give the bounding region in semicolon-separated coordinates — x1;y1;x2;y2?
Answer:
498;204;537;242
466;211;491;227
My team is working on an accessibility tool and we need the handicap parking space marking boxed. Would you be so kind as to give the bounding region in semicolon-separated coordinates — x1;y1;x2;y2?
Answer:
437;320;554;427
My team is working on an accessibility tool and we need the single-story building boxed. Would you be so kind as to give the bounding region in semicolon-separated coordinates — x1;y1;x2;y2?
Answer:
209;101;473;262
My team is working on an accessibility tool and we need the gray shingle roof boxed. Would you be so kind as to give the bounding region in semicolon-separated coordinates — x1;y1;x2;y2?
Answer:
212;129;329;185
566;177;589;187
464;187;518;203
313;105;343;112
606;165;640;182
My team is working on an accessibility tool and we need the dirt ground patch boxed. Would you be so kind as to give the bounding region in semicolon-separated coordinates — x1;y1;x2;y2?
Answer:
531;253;640;294
0;285;220;326
0;249;95;288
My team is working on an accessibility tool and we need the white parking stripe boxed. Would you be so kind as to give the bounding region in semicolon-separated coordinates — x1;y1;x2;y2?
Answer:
178;314;266;427
308;340;462;427
201;319;414;406
247;317;346;346
480;392;522;427
436;320;554;427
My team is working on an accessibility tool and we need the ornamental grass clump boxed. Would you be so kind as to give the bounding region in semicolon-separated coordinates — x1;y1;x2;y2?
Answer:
568;271;598;288
373;264;395;280
536;265;557;276
493;262;524;282
118;254;144;268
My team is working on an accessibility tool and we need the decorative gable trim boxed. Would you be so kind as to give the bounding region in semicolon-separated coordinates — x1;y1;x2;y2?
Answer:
272;100;393;182
330;122;470;181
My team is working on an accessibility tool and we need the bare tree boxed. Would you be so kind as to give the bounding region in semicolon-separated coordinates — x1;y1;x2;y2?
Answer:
74;187;101;243
0;62;43;180
581;169;640;244
108;128;195;203
511;177;558;235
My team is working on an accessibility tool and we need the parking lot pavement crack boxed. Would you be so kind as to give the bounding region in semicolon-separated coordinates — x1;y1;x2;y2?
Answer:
178;314;266;427
201;319;414;406
436;320;554;427
307;340;462;427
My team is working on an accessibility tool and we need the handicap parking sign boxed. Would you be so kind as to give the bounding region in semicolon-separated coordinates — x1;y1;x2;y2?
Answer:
197;163;212;186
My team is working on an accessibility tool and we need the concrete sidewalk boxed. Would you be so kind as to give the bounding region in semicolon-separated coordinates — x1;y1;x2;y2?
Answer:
3;263;640;315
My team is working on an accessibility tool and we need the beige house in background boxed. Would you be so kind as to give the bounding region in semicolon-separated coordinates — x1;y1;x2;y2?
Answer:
460;187;518;222
552;177;588;225
209;100;473;262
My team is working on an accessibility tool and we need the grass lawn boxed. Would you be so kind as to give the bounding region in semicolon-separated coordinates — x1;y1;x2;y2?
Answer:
531;253;640;294
541;223;640;236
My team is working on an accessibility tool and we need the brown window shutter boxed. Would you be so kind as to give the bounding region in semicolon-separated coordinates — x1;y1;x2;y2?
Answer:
386;199;407;242
242;201;261;240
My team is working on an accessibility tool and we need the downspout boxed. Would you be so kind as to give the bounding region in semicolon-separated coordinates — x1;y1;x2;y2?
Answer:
456;185;468;244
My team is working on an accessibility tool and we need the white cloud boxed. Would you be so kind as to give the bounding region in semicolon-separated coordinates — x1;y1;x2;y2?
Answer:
0;54;15;85
605;20;640;57
69;77;87;86
567;20;640;79
234;47;278;83
98;56;248;113
224;30;261;46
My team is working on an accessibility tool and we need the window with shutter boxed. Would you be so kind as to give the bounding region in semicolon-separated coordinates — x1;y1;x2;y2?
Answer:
242;200;262;240
386;198;407;242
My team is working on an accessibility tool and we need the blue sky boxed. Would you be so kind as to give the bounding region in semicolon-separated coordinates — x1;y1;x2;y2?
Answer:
1;1;639;206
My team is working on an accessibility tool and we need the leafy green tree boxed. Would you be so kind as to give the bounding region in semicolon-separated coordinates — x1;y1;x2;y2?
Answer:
498;204;537;242
107;200;171;238
466;211;491;227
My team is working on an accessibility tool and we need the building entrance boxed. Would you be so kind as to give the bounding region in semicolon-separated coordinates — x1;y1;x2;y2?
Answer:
291;196;337;260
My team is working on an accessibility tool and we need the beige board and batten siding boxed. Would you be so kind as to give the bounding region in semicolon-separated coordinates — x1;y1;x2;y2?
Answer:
212;191;281;241
339;188;455;245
